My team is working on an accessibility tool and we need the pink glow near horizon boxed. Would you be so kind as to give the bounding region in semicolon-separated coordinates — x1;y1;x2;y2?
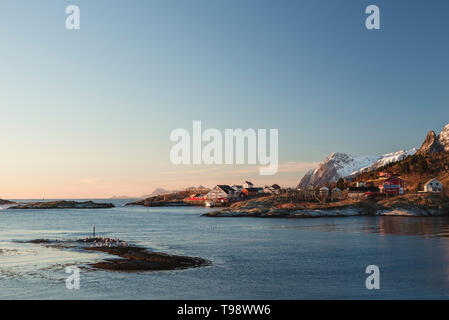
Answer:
0;162;318;199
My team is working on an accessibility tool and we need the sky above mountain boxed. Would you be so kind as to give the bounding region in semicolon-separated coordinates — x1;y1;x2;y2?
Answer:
1;0;449;198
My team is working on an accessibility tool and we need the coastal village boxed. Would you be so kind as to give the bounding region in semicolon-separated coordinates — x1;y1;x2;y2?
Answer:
180;125;449;211
121;125;449;217
183;171;444;208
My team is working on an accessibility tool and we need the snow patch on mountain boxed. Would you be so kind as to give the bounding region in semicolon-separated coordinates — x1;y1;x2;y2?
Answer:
438;124;449;151
298;149;417;188
351;148;417;175
331;153;379;178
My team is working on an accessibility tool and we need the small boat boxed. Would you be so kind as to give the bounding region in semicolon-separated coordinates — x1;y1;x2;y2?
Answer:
205;200;214;207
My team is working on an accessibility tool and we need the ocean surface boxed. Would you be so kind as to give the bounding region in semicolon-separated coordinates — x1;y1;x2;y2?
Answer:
2;199;449;299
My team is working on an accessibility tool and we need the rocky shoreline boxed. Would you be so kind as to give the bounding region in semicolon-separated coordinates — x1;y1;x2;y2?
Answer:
9;200;114;210
27;237;210;272
203;194;449;218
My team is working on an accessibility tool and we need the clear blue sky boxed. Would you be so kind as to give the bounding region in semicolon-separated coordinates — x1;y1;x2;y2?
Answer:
1;0;448;197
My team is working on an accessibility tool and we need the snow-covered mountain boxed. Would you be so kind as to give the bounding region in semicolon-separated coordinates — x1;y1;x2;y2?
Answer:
298;149;417;188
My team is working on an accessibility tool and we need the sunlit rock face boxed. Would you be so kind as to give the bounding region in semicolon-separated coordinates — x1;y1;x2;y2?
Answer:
417;124;449;155
418;131;443;155
438;124;449;152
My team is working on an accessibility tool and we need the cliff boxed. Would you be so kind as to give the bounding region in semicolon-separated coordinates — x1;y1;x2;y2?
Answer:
417;124;449;155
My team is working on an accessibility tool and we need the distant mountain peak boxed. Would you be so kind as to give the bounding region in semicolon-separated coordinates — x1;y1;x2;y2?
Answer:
417;124;449;154
417;130;443;154
141;188;173;198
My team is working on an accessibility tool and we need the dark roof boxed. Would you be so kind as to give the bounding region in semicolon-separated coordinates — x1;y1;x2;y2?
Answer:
217;185;235;194
245;181;254;185
348;186;379;193
243;187;261;192
271;184;281;189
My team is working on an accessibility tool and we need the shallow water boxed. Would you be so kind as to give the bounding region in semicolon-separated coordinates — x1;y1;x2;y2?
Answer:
2;199;449;299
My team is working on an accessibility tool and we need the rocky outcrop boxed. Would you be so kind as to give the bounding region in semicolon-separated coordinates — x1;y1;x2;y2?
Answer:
26;237;210;272
417;124;449;155
9;200;114;209
204;196;377;218
417;131;444;154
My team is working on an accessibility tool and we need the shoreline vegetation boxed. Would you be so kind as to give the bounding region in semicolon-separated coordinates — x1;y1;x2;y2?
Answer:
27;237;210;272
203;193;449;218
8;200;114;209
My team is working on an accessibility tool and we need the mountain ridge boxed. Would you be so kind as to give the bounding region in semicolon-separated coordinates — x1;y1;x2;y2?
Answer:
418;124;449;154
298;123;449;188
298;149;416;188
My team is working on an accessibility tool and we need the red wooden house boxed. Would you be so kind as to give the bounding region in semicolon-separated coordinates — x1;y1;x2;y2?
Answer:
186;193;207;201
378;177;404;195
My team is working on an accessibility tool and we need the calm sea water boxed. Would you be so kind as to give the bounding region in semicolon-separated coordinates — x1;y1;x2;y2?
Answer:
2;199;449;299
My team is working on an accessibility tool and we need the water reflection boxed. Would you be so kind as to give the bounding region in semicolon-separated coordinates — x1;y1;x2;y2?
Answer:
274;216;449;239
369;217;449;238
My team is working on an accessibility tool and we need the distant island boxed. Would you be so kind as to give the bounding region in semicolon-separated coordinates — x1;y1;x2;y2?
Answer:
9;200;114;210
0;199;16;205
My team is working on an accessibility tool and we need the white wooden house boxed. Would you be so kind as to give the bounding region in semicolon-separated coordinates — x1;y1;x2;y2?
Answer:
206;185;240;202
264;184;281;195
423;178;443;193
